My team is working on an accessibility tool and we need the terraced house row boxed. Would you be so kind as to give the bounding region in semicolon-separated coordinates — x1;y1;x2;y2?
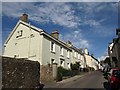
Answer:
3;14;99;70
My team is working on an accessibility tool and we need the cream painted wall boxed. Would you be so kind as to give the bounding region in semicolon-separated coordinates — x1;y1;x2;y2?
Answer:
84;54;93;68
41;35;72;69
71;50;81;64
3;23;43;63
84;54;99;70
3;21;86;69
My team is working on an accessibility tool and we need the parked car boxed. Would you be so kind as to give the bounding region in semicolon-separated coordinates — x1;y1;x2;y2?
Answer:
107;68;120;90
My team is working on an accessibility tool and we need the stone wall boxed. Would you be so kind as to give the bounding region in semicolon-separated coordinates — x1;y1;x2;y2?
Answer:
40;63;57;83
2;57;41;88
40;65;53;82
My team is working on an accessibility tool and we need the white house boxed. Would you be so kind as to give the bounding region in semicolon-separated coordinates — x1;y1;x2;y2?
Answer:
3;14;85;69
84;48;99;70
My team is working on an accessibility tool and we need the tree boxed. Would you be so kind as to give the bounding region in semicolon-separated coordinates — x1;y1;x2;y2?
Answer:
104;57;111;66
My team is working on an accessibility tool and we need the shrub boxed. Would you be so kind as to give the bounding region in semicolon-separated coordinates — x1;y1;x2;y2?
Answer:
57;65;81;81
57;66;68;81
56;71;62;81
70;62;80;71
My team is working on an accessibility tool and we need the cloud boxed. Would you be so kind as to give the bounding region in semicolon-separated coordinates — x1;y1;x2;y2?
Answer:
98;55;109;61
2;0;37;2
2;2;117;30
0;2;2;55
3;2;80;28
97;49;109;61
2;2;118;55
77;2;117;25
2;0;119;2
76;2;118;36
59;30;90;49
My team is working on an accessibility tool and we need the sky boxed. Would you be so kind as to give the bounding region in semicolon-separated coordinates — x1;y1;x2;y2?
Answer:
1;1;119;61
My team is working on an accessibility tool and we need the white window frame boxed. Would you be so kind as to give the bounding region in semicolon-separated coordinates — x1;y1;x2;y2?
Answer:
51;58;55;64
60;59;65;67
74;51;77;57
60;46;63;56
78;54;80;59
67;50;70;58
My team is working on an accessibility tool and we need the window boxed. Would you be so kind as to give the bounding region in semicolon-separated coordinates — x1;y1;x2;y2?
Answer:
67;50;70;58
60;59;65;67
78;54;81;59
51;42;55;52
60;47;63;56
67;63;70;68
74;51;77;57
81;55;83;60
51;59;55;64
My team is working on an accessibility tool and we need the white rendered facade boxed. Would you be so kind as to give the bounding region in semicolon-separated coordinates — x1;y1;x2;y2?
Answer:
3;20;85;69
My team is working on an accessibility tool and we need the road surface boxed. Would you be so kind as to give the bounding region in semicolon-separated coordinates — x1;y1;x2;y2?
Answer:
44;71;110;89
59;71;107;89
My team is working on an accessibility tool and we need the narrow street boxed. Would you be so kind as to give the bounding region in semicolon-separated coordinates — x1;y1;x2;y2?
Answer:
44;71;110;89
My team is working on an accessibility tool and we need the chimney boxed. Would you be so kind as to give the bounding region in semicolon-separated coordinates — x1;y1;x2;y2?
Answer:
51;30;59;39
66;41;72;47
84;48;89;55
20;13;28;23
79;48;83;53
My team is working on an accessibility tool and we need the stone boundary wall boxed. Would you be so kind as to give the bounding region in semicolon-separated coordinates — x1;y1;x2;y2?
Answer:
2;57;41;88
40;63;57;83
40;65;53;82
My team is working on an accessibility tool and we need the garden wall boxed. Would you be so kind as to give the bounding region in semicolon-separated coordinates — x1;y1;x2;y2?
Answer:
2;57;41;88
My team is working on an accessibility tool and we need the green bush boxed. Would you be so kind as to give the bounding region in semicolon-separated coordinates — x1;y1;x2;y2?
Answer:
56;71;62;81
70;62;80;71
57;65;81;81
57;66;68;81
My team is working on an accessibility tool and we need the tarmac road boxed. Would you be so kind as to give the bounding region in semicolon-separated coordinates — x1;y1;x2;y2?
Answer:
59;71;107;89
44;71;109;89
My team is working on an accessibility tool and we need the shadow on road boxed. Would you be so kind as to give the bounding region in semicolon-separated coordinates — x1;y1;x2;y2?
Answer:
103;82;110;90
